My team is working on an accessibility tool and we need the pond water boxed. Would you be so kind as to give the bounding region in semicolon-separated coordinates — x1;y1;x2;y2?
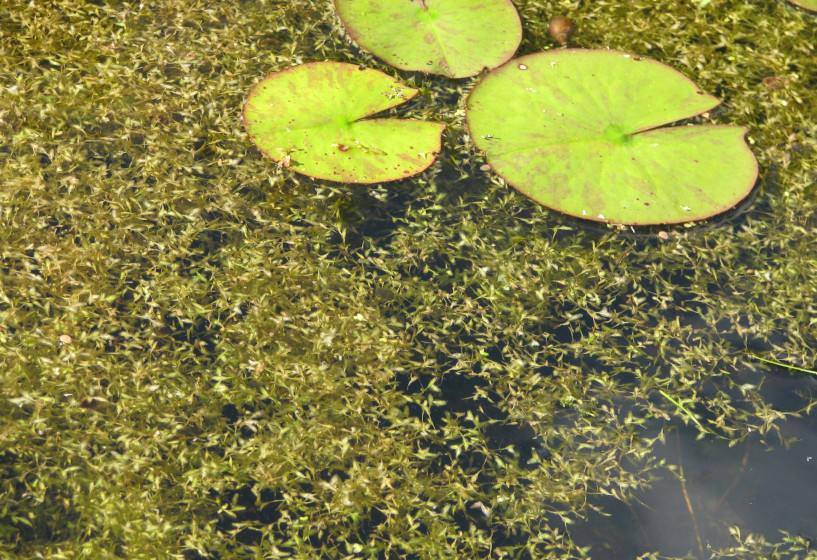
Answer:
1;0;815;559
572;367;817;558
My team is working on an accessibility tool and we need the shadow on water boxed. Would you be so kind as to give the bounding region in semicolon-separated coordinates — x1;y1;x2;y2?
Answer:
570;366;817;558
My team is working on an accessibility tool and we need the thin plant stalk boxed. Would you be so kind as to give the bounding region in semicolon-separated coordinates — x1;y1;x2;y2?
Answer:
749;355;817;376
659;390;709;434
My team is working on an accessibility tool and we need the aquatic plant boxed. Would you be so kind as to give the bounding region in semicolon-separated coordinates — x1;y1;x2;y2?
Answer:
750;355;817;376
246;4;759;224
787;0;817;12
466;50;759;225
4;0;816;558
333;0;522;78
243;62;444;183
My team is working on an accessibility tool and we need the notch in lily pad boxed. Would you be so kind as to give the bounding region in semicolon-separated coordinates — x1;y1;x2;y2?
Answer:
334;0;522;79
466;50;759;226
244;62;445;183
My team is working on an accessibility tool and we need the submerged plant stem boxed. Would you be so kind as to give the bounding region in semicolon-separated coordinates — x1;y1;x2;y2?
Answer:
716;445;749;509
659;390;708;434
749;355;817;376
676;433;705;559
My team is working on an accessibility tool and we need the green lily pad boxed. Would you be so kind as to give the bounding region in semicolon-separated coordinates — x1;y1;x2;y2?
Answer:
787;0;817;11
466;50;759;225
333;0;522;79
243;62;445;183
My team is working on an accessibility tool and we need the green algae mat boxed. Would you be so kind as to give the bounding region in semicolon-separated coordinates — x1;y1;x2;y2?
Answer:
1;1;816;559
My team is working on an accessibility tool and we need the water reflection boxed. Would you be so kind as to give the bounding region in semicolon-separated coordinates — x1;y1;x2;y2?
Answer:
571;370;817;558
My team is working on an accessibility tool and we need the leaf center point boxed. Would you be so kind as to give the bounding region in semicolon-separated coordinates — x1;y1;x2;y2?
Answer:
334;115;355;130
416;6;440;22
603;124;633;146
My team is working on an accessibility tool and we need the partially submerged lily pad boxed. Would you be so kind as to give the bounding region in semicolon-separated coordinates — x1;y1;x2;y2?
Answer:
244;62;445;183
466;50;759;225
787;0;817;12
333;0;522;79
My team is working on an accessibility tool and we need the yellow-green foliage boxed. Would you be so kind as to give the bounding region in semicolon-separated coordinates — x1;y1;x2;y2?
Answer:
1;1;815;559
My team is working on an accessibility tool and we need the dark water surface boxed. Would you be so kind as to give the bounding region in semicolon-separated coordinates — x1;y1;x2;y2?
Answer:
571;367;817;558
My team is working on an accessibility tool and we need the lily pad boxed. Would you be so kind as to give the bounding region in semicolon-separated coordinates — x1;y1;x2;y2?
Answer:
333;0;522;79
787;0;817;11
243;62;445;183
466;50;759;225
